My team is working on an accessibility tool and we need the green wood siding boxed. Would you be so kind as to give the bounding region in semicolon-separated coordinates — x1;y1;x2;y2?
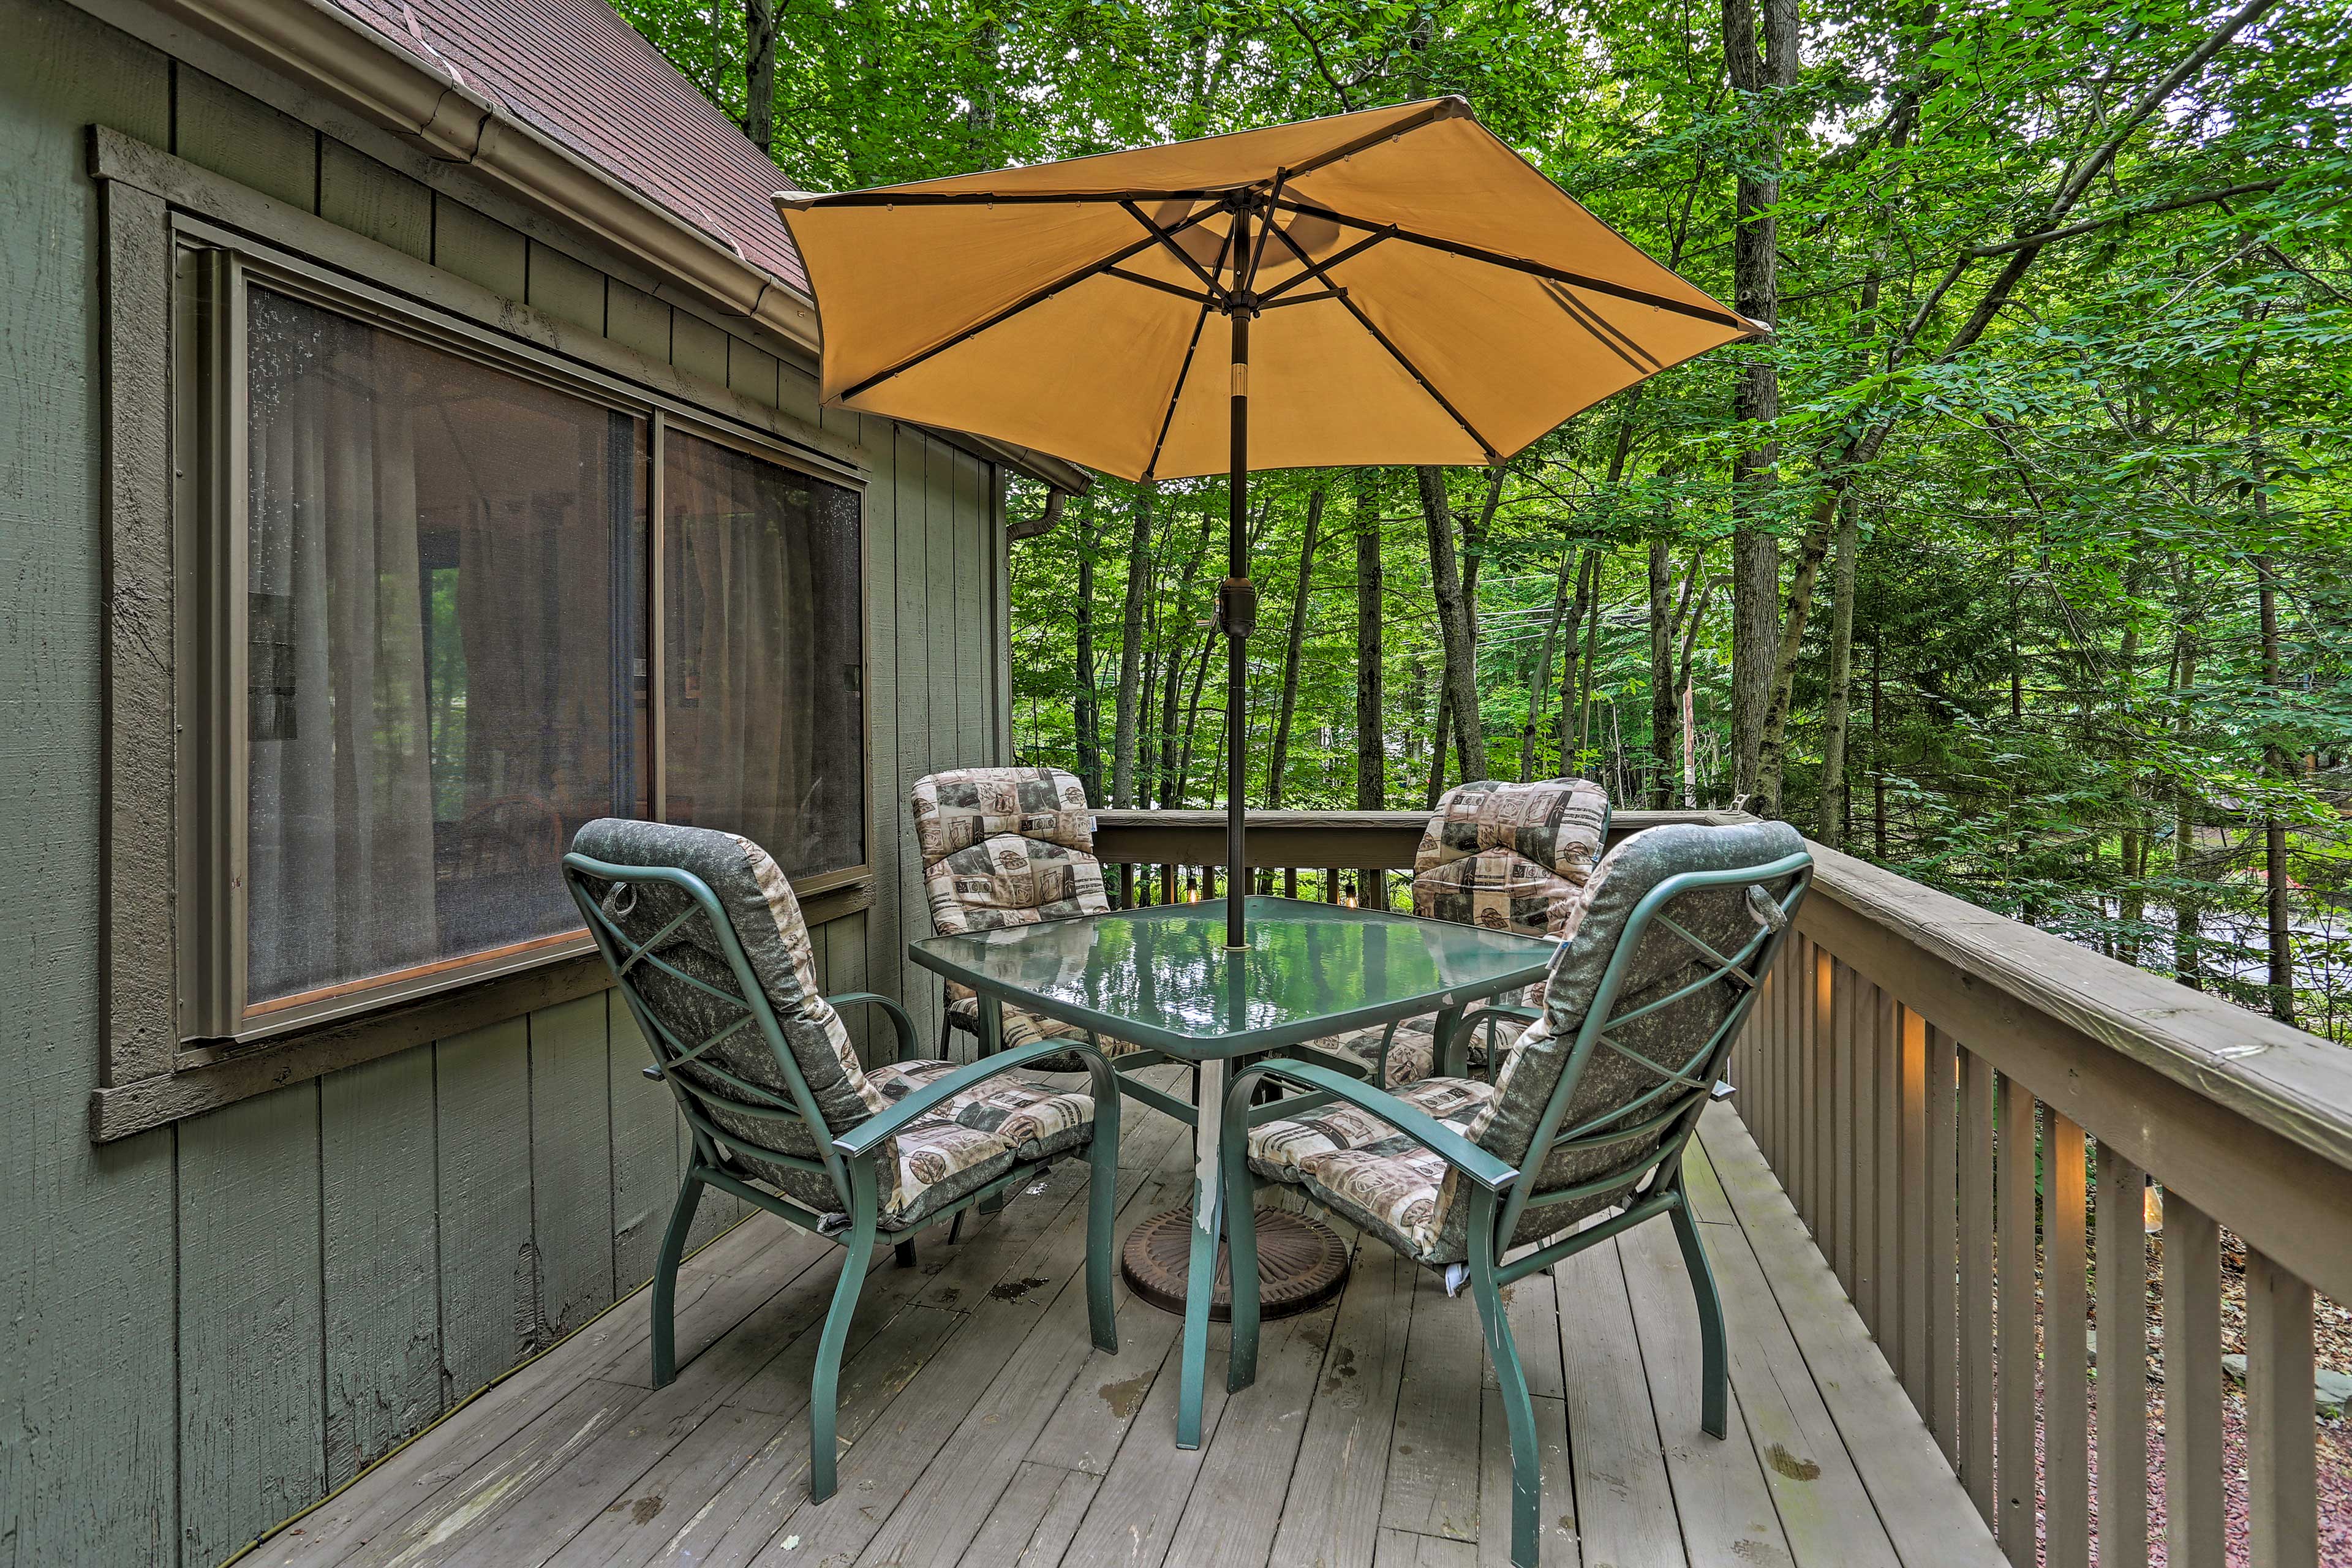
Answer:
0;2;1011;1561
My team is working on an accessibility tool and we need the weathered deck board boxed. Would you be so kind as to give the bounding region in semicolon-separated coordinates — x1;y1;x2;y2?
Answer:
251;1102;2000;1568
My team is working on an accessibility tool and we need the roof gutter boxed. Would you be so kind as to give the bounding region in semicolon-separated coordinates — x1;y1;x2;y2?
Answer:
138;0;824;346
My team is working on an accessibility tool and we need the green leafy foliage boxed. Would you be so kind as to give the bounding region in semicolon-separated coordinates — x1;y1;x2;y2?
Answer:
620;0;2352;1038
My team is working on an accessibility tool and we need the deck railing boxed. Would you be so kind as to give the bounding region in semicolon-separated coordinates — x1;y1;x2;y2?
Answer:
1094;807;2352;1567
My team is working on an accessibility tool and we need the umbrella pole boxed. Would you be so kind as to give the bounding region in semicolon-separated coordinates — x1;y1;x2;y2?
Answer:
1221;307;1252;949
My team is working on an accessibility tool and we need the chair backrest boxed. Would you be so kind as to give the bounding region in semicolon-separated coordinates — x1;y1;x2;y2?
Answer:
563;818;888;1219
911;767;1110;937
1452;820;1811;1254
1412;777;1611;938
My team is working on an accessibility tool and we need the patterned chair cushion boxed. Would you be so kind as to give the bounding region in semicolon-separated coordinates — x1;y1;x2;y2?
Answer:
1310;1008;1531;1089
912;766;1095;863
944;993;1149;1064
1246;1077;1496;1263
925;831;1111;938
1412;778;1610;938
710;1059;1096;1231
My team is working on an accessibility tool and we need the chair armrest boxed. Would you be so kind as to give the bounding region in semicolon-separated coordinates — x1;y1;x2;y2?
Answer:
824;990;920;1061
1226;1059;1518;1194
833;1037;1106;1159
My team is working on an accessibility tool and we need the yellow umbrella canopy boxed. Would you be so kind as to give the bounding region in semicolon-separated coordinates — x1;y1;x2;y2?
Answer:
772;96;1758;482
774;97;1755;947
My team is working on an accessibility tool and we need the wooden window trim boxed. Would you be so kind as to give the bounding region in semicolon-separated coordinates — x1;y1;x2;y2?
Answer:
91;126;875;1140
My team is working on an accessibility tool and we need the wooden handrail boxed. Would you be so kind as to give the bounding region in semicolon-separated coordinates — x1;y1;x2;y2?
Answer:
1091;807;1742;870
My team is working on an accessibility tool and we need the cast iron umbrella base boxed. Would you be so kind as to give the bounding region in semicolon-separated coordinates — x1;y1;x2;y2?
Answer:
1121;1205;1348;1321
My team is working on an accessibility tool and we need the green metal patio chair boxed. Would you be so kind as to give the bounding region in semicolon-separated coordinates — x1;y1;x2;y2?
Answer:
1218;820;1811;1567
562;818;1121;1504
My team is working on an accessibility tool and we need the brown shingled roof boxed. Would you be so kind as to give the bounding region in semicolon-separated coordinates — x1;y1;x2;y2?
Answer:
330;0;807;293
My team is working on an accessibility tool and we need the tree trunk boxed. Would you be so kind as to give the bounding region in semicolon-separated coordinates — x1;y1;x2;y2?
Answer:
1871;635;1887;857
1158;509;1209;807
1558;552;1597;775
1817;490;1863;846
1072;496;1102;804
1722;0;1796;807
1647;542;1676;808
1111;483;1154;808
1577;554;1605;763
1172;627;1215;807
2256;529;2295;1022
2173;565;2202;990
1520;544;1578;780
1267;484;1325;808
1418;466;1487;787
1354;470;1385;809
742;0;779;154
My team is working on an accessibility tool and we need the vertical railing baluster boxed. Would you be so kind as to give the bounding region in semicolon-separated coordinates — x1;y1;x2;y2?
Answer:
2044;1107;2089;1568
2095;1140;2150;1568
1996;1072;2038;1558
2246;1245;2318;1568
1832;958;1859;1299
2164;1194;2225;1566
1898;999;1928;1412
1870;982;1897;1348
1960;1045;1998;1530
1926;1023;1959;1463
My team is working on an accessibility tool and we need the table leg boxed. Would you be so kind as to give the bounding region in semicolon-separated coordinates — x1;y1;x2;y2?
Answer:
1176;1054;1229;1449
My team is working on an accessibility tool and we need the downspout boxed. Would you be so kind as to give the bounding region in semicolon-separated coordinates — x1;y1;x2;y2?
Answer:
1006;486;1070;544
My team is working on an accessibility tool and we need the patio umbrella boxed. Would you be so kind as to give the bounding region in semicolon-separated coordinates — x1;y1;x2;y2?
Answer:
774;96;1760;948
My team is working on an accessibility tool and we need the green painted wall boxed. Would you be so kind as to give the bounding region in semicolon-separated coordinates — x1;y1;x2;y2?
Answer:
0;2;1008;1561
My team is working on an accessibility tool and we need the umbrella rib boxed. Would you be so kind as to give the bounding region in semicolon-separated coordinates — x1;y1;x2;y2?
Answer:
1256;226;1393;302
1271;198;1754;331
836;230;1168;402
1120;199;1230;299
1540;278;1662;374
1106;266;1215;304
1143;216;1243;481
1263;217;1502;466
1276;97;1468;183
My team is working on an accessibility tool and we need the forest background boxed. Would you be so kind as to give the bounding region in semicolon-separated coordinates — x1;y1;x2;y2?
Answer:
619;0;2352;1039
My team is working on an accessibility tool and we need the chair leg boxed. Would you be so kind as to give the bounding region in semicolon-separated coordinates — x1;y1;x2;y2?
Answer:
1084;1066;1122;1354
948;1210;966;1246
894;1239;918;1269
1670;1196;1729;1439
810;1175;880;1504
1223;1134;1263;1393
1470;1209;1540;1568
649;1169;707;1389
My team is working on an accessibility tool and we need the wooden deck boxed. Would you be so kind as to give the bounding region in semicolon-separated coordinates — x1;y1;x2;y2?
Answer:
247;1088;2003;1568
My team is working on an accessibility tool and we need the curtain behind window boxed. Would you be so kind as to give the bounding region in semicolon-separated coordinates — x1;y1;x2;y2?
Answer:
664;431;864;880
244;290;646;1009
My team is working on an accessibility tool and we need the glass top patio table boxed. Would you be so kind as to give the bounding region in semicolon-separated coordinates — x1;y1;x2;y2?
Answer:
904;894;1558;1061
908;894;1556;1455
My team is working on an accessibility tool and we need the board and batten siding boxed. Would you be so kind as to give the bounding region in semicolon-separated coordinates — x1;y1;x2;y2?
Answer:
0;1;1009;1561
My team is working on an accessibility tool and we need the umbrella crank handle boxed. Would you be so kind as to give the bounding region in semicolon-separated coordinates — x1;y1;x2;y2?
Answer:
1216;578;1257;638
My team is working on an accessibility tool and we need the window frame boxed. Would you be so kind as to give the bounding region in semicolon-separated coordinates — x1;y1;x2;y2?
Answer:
92;127;882;1135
